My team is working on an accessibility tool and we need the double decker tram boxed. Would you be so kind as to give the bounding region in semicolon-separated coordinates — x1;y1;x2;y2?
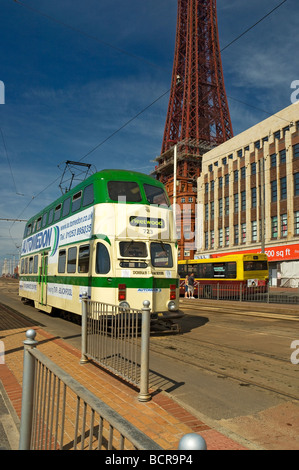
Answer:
19;170;182;329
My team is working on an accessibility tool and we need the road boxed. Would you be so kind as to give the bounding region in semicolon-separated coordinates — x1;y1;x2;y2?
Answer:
1;278;299;449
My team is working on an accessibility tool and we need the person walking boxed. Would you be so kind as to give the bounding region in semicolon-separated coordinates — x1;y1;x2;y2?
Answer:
184;275;189;298
188;273;195;299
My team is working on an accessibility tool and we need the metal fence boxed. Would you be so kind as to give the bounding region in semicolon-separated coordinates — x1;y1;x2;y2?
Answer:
81;295;151;402
19;330;162;451
182;281;299;304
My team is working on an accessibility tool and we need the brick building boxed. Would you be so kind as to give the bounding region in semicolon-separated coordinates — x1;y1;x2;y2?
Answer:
196;103;299;287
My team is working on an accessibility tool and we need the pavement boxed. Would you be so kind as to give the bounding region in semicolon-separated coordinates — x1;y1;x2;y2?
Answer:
0;300;248;451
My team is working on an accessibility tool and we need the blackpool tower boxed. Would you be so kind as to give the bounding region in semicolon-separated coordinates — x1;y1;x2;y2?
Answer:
153;0;233;259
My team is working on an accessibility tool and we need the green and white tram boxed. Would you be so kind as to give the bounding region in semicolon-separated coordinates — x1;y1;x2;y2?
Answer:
19;170;182;327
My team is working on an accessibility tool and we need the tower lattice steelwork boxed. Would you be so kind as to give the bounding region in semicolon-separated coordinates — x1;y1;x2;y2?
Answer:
153;0;233;259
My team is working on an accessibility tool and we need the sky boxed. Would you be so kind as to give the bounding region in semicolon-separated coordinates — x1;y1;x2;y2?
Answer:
0;0;298;270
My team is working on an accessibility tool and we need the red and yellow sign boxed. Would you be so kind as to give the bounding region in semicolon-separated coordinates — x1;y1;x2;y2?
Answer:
211;243;299;263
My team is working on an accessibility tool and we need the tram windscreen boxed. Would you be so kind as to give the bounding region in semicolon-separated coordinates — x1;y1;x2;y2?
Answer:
107;181;142;202
119;241;147;258
143;184;169;206
150;242;173;267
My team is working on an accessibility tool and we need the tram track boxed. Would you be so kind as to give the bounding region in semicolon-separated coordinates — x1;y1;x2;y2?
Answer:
149;338;299;402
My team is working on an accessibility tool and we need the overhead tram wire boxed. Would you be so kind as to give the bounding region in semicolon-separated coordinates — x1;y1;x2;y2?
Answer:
9;0;290;225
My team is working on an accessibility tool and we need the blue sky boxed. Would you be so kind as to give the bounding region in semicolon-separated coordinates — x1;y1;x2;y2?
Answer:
0;0;298;268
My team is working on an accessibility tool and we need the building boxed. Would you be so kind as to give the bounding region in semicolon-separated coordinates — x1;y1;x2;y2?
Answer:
196;103;299;287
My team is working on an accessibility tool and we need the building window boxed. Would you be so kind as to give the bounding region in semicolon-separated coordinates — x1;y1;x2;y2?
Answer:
234;193;239;213
225;174;229;186
225;196;229;215
270;153;277;167
181;197;185;203
234;170;238;182
280;177;287;200
237;149;242;158
281;214;287;237
225;227;229;246
188;197;193;202
222;157;227;166
210;181;214;192
241;167;246;179
279;149;286;164
205;203;208;220
205;183;209;194
210;230;214;249
252;221;257;242
210;201;214;220
219;176;223;189
241;223;246;244
251;187;257;208
218;198;223;217
241;191;246;211
251;162;256;175
274;130;281;140
234;225;239;245
271;216;278;239
271;180;277;202
219;228;223;247
293;143;299;159
255;141;260;149
295;211;299;235
205;232;209;249
295;173;299;196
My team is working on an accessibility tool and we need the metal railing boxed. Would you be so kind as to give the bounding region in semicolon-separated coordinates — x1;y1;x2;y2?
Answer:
19;330;161;451
181;281;299;304
81;295;151;402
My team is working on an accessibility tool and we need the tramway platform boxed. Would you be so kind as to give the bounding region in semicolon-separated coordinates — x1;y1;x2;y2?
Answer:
0;303;247;451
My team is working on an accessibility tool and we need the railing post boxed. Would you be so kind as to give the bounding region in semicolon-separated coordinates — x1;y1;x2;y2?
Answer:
138;300;151;402
80;291;89;364
19;329;38;450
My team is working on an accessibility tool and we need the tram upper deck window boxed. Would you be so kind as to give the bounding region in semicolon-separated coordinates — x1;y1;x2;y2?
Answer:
42;212;48;228
143;184;169;206
36;217;42;232
107;181;142;202
54;204;62;222
72;191;82;212
62;197;71;218
82;184;94;207
150;242;173;267
119;241;147;258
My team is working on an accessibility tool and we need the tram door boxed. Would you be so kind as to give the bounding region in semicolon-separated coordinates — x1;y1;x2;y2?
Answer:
39;251;48;306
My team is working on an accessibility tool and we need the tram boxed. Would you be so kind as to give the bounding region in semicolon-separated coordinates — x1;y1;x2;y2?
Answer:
19;170;182;329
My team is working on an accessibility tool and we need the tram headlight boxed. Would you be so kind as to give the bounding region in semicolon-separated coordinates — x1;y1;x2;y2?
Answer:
167;300;177;311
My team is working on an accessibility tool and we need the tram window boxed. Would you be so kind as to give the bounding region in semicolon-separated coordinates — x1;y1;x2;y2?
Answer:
33;255;38;274
29;257;34;274
42;212;48;228
78;245;90;273
150;242;173;267
72;191;82;212
21;259;24;274
83;184;94;207
107;181;142;202
32;220;37;233
36;217;42;232
48;208;54;225
120;241;147;258
24;258;28;274
58;250;66;273
95;243;110;274
67;247;77;273
62;197;71;218
54;204;62;222
26;224;32;237
143;184;169;206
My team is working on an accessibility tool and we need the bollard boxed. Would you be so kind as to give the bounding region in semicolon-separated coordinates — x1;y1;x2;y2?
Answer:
19;329;38;450
178;433;207;450
138;300;151;402
80;291;89;364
